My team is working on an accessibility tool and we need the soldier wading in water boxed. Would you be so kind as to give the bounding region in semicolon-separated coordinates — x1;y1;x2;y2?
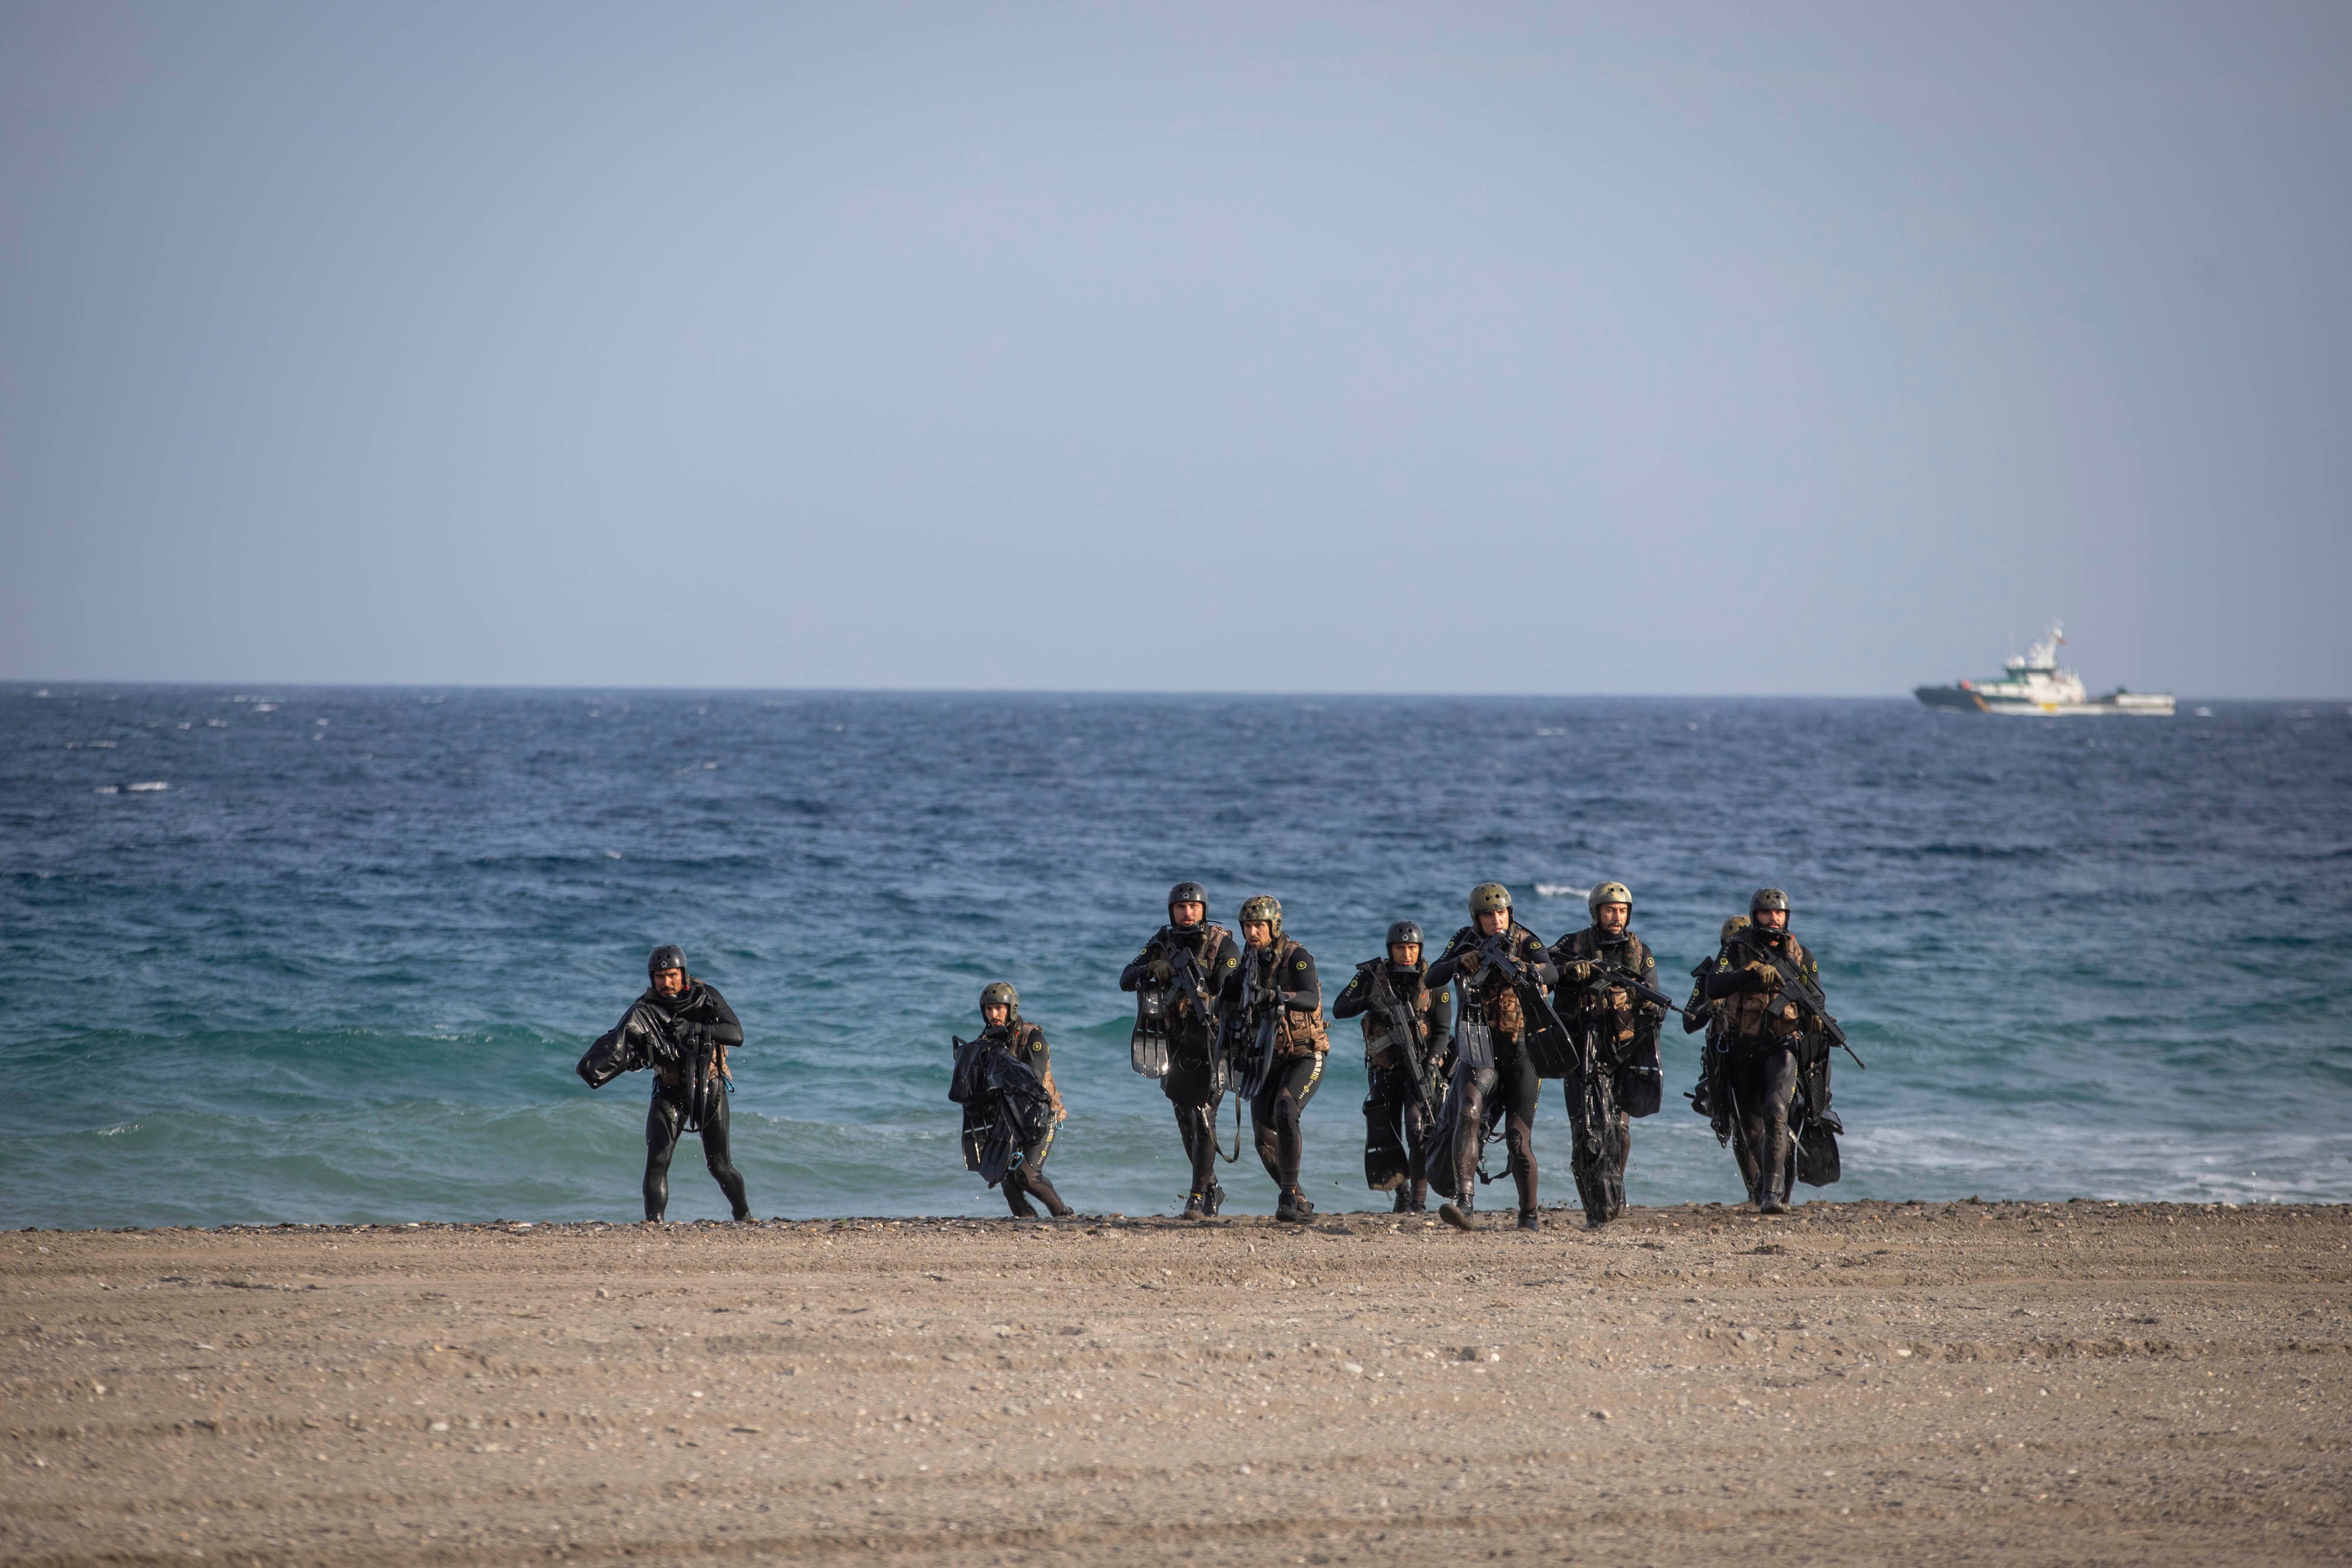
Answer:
1699;889;1841;1213
1222;895;1330;1223
1426;883;1557;1232
1120;881;1244;1219
1549;881;1665;1227
954;982;1073;1219
1332;920;1454;1213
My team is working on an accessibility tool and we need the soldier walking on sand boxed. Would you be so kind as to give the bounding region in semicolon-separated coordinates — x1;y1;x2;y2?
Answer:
1425;884;1556;1232
1221;895;1331;1223
954;982;1073;1219
1332;920;1454;1213
1549;882;1666;1227
1120;881;1244;1219
1700;890;1835;1214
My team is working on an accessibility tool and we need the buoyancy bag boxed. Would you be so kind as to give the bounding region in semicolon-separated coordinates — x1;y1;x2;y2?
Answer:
956;1038;1054;1188
576;1003;664;1088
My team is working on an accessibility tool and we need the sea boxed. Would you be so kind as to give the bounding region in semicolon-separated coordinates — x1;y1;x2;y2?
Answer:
3;686;2348;1229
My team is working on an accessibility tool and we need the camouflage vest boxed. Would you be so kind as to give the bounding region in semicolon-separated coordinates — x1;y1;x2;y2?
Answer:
1443;922;1544;1041
1357;963;1439;1069
1002;1020;1063;1119
1251;937;1329;1058
1555;928;1652;1046
1722;934;1810;1045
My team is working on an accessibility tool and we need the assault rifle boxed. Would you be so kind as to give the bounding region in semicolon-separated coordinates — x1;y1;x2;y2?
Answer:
1166;944;1220;1037
1559;958;1688;1018
1743;946;1866;1069
1364;963;1442;1127
1472;934;1576;1079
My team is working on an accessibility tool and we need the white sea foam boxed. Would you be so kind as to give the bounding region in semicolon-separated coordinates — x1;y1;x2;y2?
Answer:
1534;883;1590;898
124;781;169;792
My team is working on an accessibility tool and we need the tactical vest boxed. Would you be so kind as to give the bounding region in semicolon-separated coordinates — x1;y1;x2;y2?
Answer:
1356;962;1440;1069
1555;928;1653;1047
1722;934;1811;1045
1160;922;1234;1039
1251;937;1329;1058
1443;923;1542;1041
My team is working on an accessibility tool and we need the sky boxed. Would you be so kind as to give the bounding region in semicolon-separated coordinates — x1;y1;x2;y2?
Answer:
2;2;2347;696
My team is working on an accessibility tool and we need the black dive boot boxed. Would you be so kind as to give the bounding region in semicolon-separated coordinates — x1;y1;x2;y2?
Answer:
1758;1128;1793;1215
1283;1188;1315;1222
1275;1188;1299;1223
1201;1179;1225;1218
1392;1188;1413;1214
1438;1193;1475;1231
1518;1208;1541;1232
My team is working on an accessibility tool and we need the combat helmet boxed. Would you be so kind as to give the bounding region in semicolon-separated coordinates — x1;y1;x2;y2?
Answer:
1385;919;1423;951
647;944;689;980
1468;882;1513;918
1719;914;1750;947
1588;881;1633;923
1167;881;1208;919
979;981;1020;1021
1749;888;1789;918
1237;894;1284;941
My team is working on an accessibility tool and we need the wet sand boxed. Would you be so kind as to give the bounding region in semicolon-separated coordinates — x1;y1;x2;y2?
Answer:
4;1200;2346;1566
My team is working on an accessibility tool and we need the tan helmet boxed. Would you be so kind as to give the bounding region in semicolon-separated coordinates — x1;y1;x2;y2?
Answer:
1237;895;1283;940
1588;881;1632;922
1468;882;1513;918
1719;914;1750;946
1750;887;1789;918
978;981;1020;1019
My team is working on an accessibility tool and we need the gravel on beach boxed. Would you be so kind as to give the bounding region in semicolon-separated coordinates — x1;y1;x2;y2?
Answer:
4;1199;2346;1566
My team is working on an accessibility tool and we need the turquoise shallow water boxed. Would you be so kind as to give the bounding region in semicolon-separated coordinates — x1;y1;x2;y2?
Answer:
3;686;2347;1226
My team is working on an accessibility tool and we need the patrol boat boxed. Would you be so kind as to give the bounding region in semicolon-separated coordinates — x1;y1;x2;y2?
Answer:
1914;623;2174;716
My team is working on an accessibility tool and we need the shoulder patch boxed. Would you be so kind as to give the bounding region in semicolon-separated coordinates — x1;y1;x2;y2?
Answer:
1293;957;1307;970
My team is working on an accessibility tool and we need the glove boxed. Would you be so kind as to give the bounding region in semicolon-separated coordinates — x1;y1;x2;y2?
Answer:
1558;959;1596;985
1458;949;1484;975
1147;958;1174;984
1741;961;1778;992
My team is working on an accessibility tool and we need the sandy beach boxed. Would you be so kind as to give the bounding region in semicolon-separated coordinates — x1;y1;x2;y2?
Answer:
4;1200;2345;1566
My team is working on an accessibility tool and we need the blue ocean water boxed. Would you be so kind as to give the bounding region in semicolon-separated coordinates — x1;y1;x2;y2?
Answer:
2;685;2348;1228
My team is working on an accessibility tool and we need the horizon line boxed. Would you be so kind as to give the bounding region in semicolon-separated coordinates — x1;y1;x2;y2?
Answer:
2;680;2338;704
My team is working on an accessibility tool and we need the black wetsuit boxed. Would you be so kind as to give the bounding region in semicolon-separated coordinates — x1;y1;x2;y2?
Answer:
1331;959;1454;1211
1220;938;1327;1202
1121;921;1244;1211
1426;922;1555;1217
636;980;750;1222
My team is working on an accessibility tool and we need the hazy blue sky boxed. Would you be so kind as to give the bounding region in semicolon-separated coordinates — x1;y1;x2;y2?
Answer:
4;3;2346;695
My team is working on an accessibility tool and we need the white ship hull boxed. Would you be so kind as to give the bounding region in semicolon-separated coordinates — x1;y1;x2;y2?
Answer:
1973;693;2175;717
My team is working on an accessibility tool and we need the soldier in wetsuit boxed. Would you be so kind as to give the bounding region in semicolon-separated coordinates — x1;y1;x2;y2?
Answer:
963;982;1073;1219
1220;895;1330;1223
635;944;752;1223
1700;889;1826;1214
1425;884;1556;1232
1331;920;1454;1213
1549;882;1665;1228
1119;881;1245;1219
1682;915;1749;1146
